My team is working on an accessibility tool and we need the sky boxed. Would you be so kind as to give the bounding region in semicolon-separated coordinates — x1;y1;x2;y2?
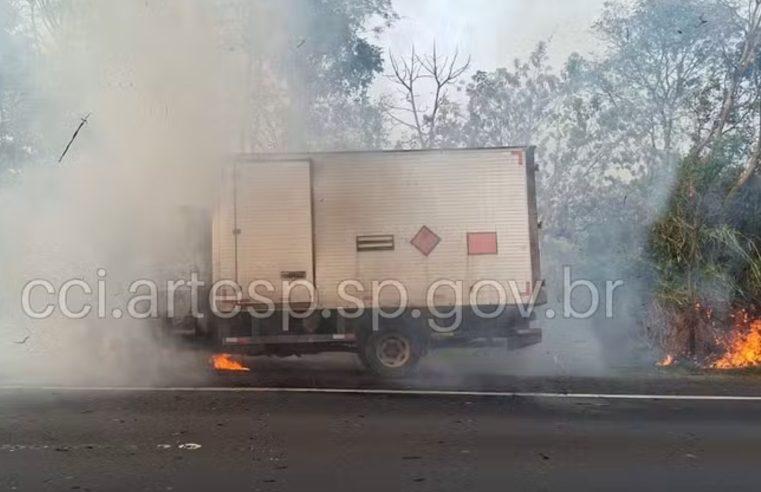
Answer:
380;0;610;72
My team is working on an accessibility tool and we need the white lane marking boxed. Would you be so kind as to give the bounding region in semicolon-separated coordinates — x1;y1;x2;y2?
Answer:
178;443;202;450
0;443;201;452
0;385;761;401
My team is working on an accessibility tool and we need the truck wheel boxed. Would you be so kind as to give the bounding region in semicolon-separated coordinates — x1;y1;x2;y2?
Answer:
359;329;422;378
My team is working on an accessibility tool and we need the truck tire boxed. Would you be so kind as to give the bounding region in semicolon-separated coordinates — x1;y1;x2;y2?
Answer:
359;328;422;378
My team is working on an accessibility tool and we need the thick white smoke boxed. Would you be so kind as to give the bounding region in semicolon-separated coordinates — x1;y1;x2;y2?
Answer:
0;1;245;384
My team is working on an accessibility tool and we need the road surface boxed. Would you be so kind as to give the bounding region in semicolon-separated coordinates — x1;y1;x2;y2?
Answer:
2;379;761;491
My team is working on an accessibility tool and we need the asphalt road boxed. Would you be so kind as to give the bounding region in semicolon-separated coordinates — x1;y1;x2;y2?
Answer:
2;385;761;492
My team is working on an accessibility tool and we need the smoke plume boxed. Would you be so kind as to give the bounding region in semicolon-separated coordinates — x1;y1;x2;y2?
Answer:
0;1;243;385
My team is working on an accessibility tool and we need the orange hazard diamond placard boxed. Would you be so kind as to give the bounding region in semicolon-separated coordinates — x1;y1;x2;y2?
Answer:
411;226;441;256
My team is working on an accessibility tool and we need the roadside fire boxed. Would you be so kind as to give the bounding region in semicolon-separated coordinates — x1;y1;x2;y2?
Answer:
656;306;761;370
657;354;675;367
210;354;250;372
712;310;761;369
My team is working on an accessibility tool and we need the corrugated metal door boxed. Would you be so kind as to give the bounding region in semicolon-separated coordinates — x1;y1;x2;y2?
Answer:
233;161;314;304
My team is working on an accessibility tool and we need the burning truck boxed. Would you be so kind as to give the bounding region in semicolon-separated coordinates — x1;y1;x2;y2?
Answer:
169;147;545;377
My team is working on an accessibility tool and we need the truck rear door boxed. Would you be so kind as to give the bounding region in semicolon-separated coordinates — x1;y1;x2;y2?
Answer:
221;160;314;306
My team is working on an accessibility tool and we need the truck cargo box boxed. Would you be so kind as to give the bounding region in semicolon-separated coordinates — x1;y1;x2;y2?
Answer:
208;147;544;376
212;147;542;311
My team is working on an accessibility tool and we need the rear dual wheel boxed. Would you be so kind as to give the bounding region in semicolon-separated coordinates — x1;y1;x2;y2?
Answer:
358;329;422;379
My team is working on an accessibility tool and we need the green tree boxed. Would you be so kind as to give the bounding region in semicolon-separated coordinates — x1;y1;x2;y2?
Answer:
229;0;397;151
593;0;738;160
647;0;761;360
0;0;37;180
464;42;558;147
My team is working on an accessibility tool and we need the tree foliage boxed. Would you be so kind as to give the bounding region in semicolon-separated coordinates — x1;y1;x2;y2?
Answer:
645;0;761;358
0;0;38;180
230;0;397;151
464;42;558;147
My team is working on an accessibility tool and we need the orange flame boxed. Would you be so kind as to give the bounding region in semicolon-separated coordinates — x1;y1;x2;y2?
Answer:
712;319;761;369
657;354;675;367
210;353;250;372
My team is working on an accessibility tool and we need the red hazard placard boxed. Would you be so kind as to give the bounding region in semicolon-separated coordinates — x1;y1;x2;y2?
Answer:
411;226;441;256
467;232;498;255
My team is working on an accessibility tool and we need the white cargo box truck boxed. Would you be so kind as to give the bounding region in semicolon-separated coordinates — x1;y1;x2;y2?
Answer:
208;147;544;377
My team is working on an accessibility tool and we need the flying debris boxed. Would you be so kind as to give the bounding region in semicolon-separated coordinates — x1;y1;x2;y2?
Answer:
58;113;91;163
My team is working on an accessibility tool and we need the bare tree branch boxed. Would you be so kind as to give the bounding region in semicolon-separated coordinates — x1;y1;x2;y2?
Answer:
387;42;470;148
727;49;761;199
729;139;761;197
